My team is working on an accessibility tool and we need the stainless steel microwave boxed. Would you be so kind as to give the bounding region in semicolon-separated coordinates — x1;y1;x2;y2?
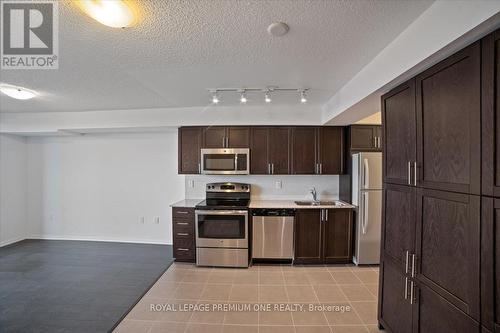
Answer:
200;148;250;175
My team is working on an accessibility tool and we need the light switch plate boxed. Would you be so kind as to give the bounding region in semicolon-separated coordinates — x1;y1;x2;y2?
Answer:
188;180;194;188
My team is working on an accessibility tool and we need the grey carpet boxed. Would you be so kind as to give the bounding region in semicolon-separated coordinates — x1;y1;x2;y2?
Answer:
0;239;173;333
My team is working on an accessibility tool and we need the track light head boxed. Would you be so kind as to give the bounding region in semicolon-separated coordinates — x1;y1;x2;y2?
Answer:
300;90;307;103
240;91;247;104
264;91;271;103
211;91;219;104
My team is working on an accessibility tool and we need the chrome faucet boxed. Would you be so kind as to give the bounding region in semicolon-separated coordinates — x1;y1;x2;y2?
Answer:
310;187;319;204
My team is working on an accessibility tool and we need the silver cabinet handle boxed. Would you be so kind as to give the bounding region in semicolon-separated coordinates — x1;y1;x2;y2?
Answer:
177;233;189;236
268;163;271;174
315;163;318;174
405;250;410;274
325;209;328;221
198;163;201;174
226;137;229;147
177;248;190;251
408;162;411;185
411;254;416;278
410;281;415;305
374;137;377;148
320;163;322;174
271;163;274;174
176;211;188;214
176;222;189;225
321;209;324;221
404;277;409;300
413;162;417;186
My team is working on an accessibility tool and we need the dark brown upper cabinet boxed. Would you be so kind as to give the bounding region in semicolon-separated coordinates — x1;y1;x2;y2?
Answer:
291;127;318;174
202;126;250;148
294;208;353;264
416;42;481;195
178;127;203;174
349;125;382;151
319;127;345;175
291;126;345;175
480;197;499;332
250;127;290;175
415;188;480;321
382;80;417;186
482;29;500;198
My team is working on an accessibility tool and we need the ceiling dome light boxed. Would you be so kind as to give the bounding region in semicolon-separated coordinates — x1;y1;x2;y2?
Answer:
300;90;307;103
264;91;271;103
76;0;138;28
211;91;219;104
240;91;247;104
267;22;289;37
0;84;37;100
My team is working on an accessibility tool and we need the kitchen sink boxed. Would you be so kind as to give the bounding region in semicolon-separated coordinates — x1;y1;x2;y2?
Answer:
294;200;345;206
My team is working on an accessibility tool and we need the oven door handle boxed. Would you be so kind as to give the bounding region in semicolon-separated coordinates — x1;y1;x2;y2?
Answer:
195;210;248;216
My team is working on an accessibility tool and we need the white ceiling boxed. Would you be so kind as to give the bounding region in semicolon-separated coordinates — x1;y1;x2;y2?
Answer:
0;0;434;113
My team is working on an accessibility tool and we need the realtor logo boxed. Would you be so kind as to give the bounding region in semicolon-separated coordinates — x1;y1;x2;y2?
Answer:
1;0;58;69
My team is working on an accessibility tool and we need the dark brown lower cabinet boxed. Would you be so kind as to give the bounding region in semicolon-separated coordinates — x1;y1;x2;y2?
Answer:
414;283;480;333
294;208;353;264
379;257;413;333
172;207;196;262
481;197;499;332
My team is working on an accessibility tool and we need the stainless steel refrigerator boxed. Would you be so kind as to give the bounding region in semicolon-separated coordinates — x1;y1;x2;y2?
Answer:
351;152;382;265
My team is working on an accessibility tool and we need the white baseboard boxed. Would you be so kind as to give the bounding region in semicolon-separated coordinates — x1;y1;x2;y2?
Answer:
0;236;26;248
27;235;173;246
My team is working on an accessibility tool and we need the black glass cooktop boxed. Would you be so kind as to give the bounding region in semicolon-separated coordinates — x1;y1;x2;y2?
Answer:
195;199;250;210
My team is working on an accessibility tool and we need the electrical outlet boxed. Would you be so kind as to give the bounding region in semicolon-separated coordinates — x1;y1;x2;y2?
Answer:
140;216;145;224
154;216;160;224
275;180;282;189
188;180;194;188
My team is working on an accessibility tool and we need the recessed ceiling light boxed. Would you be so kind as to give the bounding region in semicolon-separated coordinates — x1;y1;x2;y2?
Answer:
76;0;138;28
267;22;289;37
0;84;37;100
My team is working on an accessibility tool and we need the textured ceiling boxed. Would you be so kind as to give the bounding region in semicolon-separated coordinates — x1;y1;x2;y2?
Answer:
0;0;433;112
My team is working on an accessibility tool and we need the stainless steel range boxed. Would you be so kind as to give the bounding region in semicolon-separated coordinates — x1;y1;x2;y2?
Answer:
195;182;250;268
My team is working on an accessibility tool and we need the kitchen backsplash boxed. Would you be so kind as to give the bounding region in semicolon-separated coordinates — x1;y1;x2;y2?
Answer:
185;175;340;200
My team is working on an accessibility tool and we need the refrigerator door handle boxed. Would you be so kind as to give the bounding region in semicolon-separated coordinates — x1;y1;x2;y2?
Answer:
363;158;369;189
362;192;368;234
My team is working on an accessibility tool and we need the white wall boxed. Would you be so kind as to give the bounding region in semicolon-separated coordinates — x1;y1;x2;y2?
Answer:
186;175;339;201
26;132;184;245
0;134;28;246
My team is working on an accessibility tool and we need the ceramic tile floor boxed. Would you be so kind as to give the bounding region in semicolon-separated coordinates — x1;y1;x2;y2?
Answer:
114;263;382;333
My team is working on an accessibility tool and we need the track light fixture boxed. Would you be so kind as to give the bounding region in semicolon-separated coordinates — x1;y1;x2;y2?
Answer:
211;91;219;104
264;91;271;103
206;87;309;105
240;90;247;104
300;90;307;103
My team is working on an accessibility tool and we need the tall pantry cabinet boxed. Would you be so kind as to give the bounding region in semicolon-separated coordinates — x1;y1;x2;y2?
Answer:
379;29;499;333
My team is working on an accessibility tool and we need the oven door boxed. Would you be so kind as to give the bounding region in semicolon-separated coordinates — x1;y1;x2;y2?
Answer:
195;210;248;248
201;148;249;175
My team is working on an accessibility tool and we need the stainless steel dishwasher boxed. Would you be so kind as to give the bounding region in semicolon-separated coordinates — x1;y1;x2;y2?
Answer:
251;209;295;259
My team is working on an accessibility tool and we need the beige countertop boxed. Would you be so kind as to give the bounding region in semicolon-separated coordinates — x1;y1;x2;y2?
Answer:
249;200;355;209
170;199;203;208
171;199;355;209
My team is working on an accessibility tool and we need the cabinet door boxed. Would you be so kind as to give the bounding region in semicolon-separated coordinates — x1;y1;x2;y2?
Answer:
413;283;480;333
323;209;353;263
415;188;480;321
382;80;416;185
416;42;481;195
178;127;202;174
294;209;323;264
291;127;318;174
481;197;500;332
203;126;226;148
378;258;413;333
268;127;290;174
250;127;269;174
482;29;500;197
381;184;416;270
319;127;345;175
350;125;377;151
227;127;250;148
